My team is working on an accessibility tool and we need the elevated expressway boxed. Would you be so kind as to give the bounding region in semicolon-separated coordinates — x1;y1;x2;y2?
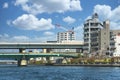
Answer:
0;43;83;66
0;43;83;49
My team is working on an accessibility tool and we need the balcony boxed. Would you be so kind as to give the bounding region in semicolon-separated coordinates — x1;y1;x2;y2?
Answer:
110;46;116;49
110;40;115;43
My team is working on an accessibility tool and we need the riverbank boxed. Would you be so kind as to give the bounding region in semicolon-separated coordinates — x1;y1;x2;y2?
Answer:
52;64;120;67
0;63;120;67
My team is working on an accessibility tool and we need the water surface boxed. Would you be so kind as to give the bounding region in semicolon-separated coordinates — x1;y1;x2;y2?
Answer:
0;65;120;80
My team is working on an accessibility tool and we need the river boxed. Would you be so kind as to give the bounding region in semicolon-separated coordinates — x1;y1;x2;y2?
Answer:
0;65;120;80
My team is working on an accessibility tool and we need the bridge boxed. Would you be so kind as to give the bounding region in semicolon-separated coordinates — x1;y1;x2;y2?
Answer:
0;53;78;59
0;43;83;66
0;53;78;66
0;43;83;49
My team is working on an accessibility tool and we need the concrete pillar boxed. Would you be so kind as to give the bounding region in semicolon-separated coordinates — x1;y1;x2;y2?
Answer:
18;59;28;66
18;49;27;66
46;49;52;53
19;48;26;53
43;48;52;53
46;57;52;64
43;49;47;53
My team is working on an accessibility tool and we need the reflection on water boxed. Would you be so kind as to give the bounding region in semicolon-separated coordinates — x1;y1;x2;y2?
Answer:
0;65;120;80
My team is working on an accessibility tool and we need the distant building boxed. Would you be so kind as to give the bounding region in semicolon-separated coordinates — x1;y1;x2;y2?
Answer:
47;41;57;43
57;31;75;43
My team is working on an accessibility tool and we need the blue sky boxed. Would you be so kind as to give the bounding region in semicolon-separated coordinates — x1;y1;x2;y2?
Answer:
0;0;120;43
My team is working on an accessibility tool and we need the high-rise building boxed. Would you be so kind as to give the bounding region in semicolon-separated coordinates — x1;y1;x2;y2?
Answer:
84;13;102;54
99;20;110;55
57;31;75;43
84;13;110;55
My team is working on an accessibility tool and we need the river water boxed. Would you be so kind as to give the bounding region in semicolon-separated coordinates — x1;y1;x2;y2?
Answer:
0;65;120;80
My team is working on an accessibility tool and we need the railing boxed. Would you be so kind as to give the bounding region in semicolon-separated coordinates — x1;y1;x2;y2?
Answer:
0;52;78;59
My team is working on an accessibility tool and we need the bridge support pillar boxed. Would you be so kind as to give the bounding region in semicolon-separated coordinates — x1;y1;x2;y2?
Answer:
46;57;52;64
19;48;26;53
43;49;47;53
18;59;28;66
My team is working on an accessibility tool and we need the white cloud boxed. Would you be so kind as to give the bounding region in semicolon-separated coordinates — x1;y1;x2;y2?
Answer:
74;24;83;41
63;16;76;24
43;31;55;36
85;16;91;20
0;34;29;43
94;5;111;20
12;36;29;41
14;0;82;15
0;34;9;39
0;34;56;43
12;14;54;31
3;2;8;8
7;20;12;26
94;5;120;30
14;0;28;5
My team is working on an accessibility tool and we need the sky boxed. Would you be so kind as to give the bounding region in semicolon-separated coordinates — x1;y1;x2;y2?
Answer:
0;0;120;43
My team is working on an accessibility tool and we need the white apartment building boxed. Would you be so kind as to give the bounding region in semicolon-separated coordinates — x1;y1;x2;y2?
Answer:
110;31;120;57
57;31;75;43
84;13;102;54
113;35;120;56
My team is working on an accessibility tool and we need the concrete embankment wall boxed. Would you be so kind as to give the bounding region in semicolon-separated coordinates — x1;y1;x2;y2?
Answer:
53;64;120;67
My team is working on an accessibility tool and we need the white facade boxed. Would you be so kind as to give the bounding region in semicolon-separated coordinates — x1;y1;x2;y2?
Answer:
57;31;75;43
113;35;120;57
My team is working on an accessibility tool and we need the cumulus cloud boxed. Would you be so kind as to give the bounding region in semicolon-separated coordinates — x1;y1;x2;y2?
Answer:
12;14;54;31
94;5;120;30
3;2;8;8
14;0;82;15
63;16;76;24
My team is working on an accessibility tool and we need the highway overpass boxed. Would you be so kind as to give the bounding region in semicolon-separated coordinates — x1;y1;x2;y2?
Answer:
0;53;78;59
0;43;83;49
0;43;83;66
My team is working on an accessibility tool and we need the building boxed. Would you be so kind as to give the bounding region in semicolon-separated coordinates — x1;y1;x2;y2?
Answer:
84;13;102;54
83;13;110;56
57;31;75;43
99;20;110;55
84;13;120;57
110;30;120;57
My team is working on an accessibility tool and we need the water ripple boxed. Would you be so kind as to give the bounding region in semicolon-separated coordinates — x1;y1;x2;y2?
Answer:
0;65;120;80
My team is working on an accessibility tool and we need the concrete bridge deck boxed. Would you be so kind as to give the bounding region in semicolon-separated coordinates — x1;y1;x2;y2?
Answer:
0;43;83;49
0;53;78;59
